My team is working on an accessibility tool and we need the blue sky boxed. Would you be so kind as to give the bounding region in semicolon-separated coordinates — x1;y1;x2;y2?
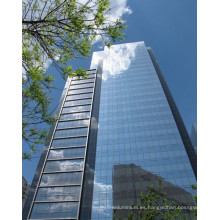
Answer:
22;0;197;184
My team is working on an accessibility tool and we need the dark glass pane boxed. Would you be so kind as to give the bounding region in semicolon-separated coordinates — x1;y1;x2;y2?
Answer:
54;128;88;138
69;82;94;90
30;202;78;219
68;87;93;95
40;172;82;186
57;120;89;129
35;186;81;201
48;148;85;160
51;137;87;148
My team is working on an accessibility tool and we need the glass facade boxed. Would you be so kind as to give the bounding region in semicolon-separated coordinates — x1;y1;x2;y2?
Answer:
86;42;196;220
24;42;196;220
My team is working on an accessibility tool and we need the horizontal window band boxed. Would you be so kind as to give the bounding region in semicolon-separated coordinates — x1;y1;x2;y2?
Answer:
49;145;87;150
66;92;93;97
69;84;95;90
34;200;79;204
62;103;92;108
68;86;94;91
42;170;83;174
70;81;95;86
58;118;90;122
71;77;95;83
60;110;90;115
61;109;91;114
55;126;88;131
53;135;87;140
47;157;84;162
67;92;94;96
67;91;94;96
38;184;81;188
65;97;92;102
65;97;93;102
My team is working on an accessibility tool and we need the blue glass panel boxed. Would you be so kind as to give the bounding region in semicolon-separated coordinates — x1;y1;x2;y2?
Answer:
89;42;196;219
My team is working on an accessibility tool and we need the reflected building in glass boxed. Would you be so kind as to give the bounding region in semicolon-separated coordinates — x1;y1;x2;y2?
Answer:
23;42;197;220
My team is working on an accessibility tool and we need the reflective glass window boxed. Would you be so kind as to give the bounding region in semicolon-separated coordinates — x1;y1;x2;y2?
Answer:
44;159;84;172
54;128;88;138
30;202;78;219
71;78;95;85
68;87;93;95
69;82;94;90
51;137;87;148
62;105;91;113
40;172;82;186
64;99;92;107
35;186;81;201
89;42;196;220
57;119;89;129
48;147;85;160
60;112;90;121
66;93;93;101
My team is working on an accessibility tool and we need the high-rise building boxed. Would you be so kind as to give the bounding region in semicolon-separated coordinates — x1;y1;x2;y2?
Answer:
23;42;197;220
22;176;31;209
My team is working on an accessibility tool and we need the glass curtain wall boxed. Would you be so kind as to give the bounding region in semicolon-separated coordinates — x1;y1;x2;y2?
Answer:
89;42;196;220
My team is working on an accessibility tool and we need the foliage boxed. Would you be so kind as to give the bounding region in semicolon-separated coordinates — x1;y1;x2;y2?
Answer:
22;0;127;159
114;179;197;220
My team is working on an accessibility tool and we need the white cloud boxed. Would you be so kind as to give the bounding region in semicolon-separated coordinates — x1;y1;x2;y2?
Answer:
108;0;132;22
91;42;144;80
